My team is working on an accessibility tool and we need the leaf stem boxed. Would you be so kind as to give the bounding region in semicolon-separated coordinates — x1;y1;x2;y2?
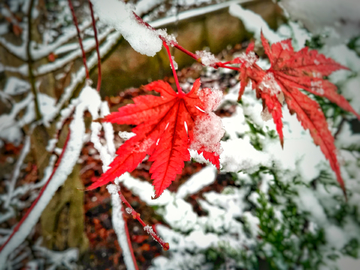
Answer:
163;41;183;96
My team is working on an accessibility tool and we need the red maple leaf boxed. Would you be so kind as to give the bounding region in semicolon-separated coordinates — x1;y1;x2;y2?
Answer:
233;32;360;195
232;41;285;146
87;79;224;198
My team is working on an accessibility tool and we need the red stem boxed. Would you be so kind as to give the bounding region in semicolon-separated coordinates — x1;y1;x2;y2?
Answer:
0;129;72;253
172;43;199;61
217;63;240;71
132;11;246;72
132;12;199;61
88;0;102;92
121;206;139;270
163;41;183;95
68;0;90;80
116;188;169;251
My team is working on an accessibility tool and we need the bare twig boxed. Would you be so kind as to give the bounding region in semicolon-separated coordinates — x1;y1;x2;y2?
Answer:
116;185;169;251
334;117;347;140
88;0;102;92
26;0;42;121
0;129;71;254
4;130;33;209
68;0;90;80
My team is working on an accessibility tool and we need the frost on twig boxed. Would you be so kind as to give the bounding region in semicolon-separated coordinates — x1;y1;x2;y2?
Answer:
107;184;137;270
195;50;219;67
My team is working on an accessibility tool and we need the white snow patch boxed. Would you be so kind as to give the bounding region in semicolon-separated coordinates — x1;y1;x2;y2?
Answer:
198;87;223;112
135;0;164;15
119;131;136;141
236;51;258;67
195;50;218;67
280;0;360;44
258;72;282;95
3;77;30;95
170;55;178;70
220;138;271;173
229;4;282;43
90;0;162;56
156;29;177;46
176;166;217;199
0;87;87;265
190;113;224;155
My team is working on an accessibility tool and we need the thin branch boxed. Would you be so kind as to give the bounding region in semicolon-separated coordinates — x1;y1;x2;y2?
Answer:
53;31;121;123
33;27;112;77
4;130;33;209
88;0;102;92
116;185;169;251
107;184;139;270
121;206;139;270
68;0;90;80
26;0;42;121
334;116;347;140
0;129;71;254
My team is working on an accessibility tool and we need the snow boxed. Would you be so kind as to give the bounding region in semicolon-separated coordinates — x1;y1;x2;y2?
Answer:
338;256;360;270
90;0;162;57
0;86;88;267
176;166;217;199
280;0;360;44
0;91;56;144
0;93;33;145
220;138;271;173
3;77;30;95
156;29;177;46
198;87;223;112
236;51;258;67
336;122;360;149
195;50;218;67
101;101;116;157
2;1;359;268
38;93;57;127
135;0;164;15
258;72;282;95
107;184;136;270
326;44;360;113
4;134;31;209
150;0;253;29
170;56;178;70
0;84;112;265
32;245;78;270
132;138;154;153
53;31;121;122
118;173;173;206
119;131;136;141
229;4;282;44
310;80;324;95
191;113;224;155
34;27;113;77
0;18;94;62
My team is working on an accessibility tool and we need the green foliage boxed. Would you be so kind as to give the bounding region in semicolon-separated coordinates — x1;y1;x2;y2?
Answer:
305;35;324;49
